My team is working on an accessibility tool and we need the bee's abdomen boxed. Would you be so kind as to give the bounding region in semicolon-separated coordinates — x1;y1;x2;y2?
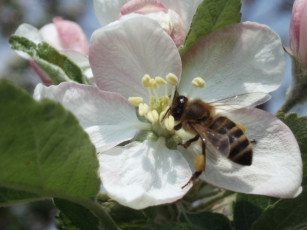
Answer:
209;116;252;165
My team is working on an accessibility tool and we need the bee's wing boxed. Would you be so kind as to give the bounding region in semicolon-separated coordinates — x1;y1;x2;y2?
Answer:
193;124;230;158
209;92;271;111
205;129;230;158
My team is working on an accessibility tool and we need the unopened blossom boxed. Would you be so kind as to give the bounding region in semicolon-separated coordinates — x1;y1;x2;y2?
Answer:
34;16;302;209
14;17;90;85
290;0;307;68
94;0;202;46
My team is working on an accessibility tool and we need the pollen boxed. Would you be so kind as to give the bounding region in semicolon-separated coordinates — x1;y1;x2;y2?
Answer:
192;77;206;88
128;97;143;106
194;154;206;171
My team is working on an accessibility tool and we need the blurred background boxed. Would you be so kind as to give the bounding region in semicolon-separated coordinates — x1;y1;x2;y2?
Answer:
0;0;303;229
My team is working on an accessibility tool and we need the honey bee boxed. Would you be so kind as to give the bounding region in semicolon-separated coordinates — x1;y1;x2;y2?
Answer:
166;92;271;188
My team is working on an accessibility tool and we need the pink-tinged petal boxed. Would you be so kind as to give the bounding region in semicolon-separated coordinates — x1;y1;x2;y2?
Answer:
94;0;128;26
29;61;52;86
161;0;203;30
290;0;307;54
99;138;192;209
179;22;286;102
167;9;187;46
52;17;89;56
120;0;167;16
89;16;181;100
33;82;150;151
298;3;307;67
182;108;302;198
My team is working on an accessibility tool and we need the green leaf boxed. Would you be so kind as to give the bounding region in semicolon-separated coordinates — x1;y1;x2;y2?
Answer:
232;194;276;230
0;187;40;206
182;211;232;230
0;81;119;230
0;80;100;200
54;198;99;230
158;223;202;230
250;177;307;230
9;35;87;84
179;0;242;56
277;113;307;176
101;198;156;230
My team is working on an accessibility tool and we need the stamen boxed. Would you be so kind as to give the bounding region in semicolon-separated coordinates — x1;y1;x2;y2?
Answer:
166;73;179;86
147;110;159;123
164;115;175;131
155;76;167;85
150;78;159;90
139;103;149;116
192;77;206;88
128;97;143;106
142;74;151;88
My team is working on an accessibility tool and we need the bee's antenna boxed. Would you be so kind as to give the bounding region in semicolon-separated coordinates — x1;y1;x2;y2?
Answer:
161;107;171;122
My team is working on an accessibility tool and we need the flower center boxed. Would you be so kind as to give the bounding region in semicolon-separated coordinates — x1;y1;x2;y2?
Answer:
128;73;207;149
128;73;178;138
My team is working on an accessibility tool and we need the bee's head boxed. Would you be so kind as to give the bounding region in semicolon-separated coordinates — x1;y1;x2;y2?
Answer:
171;95;188;120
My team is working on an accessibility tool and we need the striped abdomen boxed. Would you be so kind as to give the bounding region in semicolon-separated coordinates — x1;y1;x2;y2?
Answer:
209;116;253;165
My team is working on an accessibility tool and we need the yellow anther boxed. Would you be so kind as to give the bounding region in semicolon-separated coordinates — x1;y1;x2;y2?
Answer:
138;103;149;116
236;122;246;133
150;79;159;90
128;97;143;106
162;96;169;106
194;154;206;171
192;77;206;88
155;76;167;85
147;110;159;123
166;73;179;86
142;74;151;88
164;115;175;131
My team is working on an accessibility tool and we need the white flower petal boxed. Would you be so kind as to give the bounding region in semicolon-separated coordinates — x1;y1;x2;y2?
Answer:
179;22;286;102
162;0;203;30
94;0;128;26
33;82;149;151
99;138;192;209
89;15;181;100
181;108;302;198
40;23;63;50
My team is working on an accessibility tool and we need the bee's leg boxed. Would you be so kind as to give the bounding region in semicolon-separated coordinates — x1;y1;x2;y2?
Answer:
174;123;182;130
179;134;200;149
181;140;206;189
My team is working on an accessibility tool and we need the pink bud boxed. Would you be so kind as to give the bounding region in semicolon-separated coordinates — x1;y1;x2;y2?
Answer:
290;0;307;67
40;17;89;56
119;0;187;47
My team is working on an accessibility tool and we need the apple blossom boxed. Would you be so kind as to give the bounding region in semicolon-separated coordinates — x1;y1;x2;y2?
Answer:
14;17;91;85
290;0;307;68
34;16;302;209
93;0;203;46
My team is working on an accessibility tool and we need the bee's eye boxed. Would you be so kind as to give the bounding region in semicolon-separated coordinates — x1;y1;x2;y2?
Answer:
178;96;187;104
172;107;182;120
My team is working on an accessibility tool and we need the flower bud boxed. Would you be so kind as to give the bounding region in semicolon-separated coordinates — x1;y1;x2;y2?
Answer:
290;0;307;68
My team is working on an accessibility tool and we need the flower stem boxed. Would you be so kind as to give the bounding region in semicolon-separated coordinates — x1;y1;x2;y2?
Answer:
277;56;307;113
